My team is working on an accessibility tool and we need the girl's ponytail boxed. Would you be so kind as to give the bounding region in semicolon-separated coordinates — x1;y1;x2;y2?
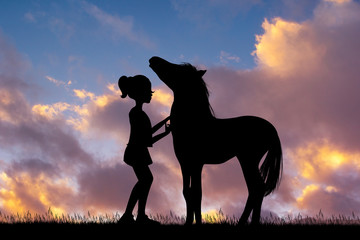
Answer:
118;75;130;98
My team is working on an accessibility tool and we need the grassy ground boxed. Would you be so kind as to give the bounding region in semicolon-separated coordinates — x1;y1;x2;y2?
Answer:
1;209;360;238
1;222;359;239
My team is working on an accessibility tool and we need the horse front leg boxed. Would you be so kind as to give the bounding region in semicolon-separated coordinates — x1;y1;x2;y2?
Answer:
181;165;193;225
191;165;203;225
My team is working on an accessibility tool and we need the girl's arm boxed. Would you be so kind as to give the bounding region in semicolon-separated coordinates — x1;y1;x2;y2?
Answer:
152;116;170;134
152;123;171;144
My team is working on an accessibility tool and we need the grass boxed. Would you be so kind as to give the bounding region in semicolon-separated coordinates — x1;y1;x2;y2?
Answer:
1;207;360;225
0;208;121;224
0;208;359;237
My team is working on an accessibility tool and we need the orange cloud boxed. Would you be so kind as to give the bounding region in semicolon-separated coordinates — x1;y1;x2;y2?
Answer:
73;89;95;100
0;172;25;213
31;102;91;132
32;102;71;120
152;88;173;108
296;184;320;209
290;139;360;182
73;88;119;108
288;139;360;215
31;87;122;133
295;181;360;216
0;171;75;215
252;17;326;77
106;83;121;96
324;0;351;4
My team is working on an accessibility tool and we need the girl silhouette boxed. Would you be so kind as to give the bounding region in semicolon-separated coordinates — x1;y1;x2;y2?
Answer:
118;75;170;224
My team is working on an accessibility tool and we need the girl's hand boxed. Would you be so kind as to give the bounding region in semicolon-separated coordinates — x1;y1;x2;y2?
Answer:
165;123;171;133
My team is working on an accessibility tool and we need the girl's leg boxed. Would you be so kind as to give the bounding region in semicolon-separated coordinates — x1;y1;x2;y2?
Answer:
123;180;142;216
133;165;153;217
119;167;143;223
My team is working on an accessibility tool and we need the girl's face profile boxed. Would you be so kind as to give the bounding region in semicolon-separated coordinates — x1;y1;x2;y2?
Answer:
143;88;153;103
136;82;153;104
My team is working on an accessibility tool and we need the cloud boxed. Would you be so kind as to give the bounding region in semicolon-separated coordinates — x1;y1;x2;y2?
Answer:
203;0;360;216
0;32;97;214
252;17;321;76
77;163;136;213
210;0;360;150
201;161;248;217
324;0;352;4
73;89;95;100
296;183;360;216
65;83;180;215
151;88;174;108
76;160;182;215
32;102;71;120
290;140;360;182
82;1;155;49
314;0;360;27
288;139;360;216
219;51;240;65
2;0;360;219
18;78;176;214
68;83;173;139
0;88;30;125
24;12;36;23
46;75;72;88
0;163;77;215
0;106;91;214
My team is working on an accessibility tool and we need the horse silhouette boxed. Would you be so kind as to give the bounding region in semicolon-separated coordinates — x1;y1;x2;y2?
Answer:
149;56;283;225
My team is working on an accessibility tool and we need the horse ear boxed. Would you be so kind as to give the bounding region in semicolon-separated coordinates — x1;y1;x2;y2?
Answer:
198;70;206;77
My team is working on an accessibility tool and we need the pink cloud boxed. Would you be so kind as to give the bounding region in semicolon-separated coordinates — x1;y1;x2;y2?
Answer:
2;0;360;219
203;0;360;216
0;32;95;214
0;36;180;215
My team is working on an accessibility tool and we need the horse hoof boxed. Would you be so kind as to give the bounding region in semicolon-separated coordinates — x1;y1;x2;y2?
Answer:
237;219;248;226
184;220;193;226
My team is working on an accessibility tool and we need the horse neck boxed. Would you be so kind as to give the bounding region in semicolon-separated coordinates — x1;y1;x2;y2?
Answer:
172;93;214;122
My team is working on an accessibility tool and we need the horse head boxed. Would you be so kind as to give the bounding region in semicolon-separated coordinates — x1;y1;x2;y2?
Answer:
149;56;214;119
149;56;206;94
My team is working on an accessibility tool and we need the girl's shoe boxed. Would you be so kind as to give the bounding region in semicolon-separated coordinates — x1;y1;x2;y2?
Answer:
118;213;135;224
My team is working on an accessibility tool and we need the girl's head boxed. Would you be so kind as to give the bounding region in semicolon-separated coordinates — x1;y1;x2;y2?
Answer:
118;75;154;103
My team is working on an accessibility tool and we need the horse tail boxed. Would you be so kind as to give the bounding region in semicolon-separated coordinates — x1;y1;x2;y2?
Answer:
260;130;283;196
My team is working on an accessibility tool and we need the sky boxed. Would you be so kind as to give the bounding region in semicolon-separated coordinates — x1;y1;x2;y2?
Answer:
1;0;360;220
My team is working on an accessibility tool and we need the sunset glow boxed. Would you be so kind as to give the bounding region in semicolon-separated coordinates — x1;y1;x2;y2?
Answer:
1;0;360;219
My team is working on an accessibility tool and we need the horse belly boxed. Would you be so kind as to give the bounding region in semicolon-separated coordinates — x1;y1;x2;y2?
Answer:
172;127;237;165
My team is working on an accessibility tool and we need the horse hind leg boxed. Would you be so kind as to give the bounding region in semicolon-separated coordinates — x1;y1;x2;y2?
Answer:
238;157;265;225
251;185;265;224
238;190;254;225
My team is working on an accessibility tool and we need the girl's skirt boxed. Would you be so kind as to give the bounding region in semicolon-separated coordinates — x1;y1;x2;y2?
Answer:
124;145;152;167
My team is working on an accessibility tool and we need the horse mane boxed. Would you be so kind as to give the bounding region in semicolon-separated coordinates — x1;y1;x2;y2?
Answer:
180;63;215;118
